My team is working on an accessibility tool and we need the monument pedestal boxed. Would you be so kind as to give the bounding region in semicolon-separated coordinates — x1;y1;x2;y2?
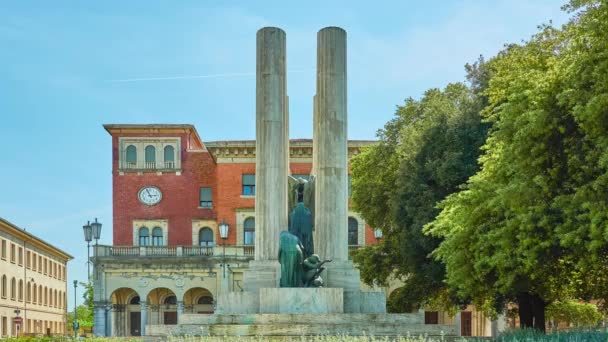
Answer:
260;288;343;314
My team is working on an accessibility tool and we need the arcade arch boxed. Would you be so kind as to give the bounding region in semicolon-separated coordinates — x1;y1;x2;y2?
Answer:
183;287;214;314
110;287;140;337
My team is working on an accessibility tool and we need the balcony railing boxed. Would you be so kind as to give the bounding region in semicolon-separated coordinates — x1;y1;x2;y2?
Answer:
119;160;181;171
94;244;254;258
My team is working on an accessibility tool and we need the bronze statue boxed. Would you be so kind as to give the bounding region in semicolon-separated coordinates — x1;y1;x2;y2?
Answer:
302;254;332;287
278;231;304;287
289;203;314;258
288;175;315;258
288;175;315;223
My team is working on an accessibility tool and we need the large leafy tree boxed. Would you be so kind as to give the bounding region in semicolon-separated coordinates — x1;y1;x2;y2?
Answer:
351;71;489;311
426;0;608;332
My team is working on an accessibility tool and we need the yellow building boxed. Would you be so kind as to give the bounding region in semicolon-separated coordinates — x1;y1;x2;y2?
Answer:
0;217;73;337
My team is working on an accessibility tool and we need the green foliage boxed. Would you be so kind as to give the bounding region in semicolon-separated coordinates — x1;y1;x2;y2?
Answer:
81;281;94;313
351;67;490;310
67;304;94;331
426;0;608;325
493;329;608;342
546;301;604;328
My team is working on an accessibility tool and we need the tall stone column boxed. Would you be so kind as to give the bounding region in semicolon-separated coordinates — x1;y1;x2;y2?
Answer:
314;27;348;262
140;301;148;336
244;26;288;291
177;301;184;323
93;302;106;336
312;27;363;292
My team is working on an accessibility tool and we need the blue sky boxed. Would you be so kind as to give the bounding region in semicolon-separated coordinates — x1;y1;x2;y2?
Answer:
0;1;571;308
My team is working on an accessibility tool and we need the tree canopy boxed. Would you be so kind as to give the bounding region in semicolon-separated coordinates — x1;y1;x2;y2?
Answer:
351;73;489;311
351;0;608;331
426;0;608;331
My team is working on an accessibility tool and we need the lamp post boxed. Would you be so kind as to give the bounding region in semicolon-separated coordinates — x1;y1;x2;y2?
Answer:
82;218;102;281
73;280;78;338
83;222;92;280
374;228;383;241
219;221;229;278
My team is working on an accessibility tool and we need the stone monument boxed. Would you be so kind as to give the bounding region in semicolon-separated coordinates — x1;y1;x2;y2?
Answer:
150;26;457;338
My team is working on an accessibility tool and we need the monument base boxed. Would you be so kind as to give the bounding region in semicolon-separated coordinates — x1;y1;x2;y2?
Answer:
147;313;457;337
218;287;344;314
260;288;343;314
242;260;280;292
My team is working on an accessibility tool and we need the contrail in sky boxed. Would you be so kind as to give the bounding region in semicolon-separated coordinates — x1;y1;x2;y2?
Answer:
106;69;312;83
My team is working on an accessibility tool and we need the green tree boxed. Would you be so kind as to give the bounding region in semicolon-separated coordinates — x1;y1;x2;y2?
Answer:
351;72;489;311
546;301;604;328
426;0;608;332
67;305;93;335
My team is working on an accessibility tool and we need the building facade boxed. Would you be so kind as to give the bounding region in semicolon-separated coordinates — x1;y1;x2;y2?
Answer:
93;124;377;336
0;217;72;337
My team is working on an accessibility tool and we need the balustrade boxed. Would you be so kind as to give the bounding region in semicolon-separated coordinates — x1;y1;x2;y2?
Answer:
94;244;253;258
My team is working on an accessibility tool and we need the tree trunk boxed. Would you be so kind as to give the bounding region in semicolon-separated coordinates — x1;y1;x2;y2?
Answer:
531;293;546;333
517;292;534;329
517;292;546;333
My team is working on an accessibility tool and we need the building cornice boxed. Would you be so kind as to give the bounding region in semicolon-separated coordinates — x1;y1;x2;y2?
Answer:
205;139;376;162
0;217;74;261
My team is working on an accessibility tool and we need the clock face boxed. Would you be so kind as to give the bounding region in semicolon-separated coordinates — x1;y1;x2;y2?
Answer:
138;186;162;206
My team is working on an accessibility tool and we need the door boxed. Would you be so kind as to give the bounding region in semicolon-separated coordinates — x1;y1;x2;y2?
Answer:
461;311;472;336
130;312;141;336
164;312;177;325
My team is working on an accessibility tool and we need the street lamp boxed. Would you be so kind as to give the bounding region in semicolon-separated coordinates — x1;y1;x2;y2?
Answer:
91;218;102;244
83;222;92;280
73;280;79;338
82;218;102;281
374;228;383;240
219;221;229;278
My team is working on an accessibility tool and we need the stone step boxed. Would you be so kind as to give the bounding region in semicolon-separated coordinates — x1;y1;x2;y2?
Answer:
149;322;456;337
179;313;424;325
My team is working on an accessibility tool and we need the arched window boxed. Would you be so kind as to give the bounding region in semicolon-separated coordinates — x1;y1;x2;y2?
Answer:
152;227;163;246
199;228;214;247
139;227;150;246
44;286;48;305
10;277;16;300
38;285;42;305
198;296;213;304
145;145;156;168
18;279;23;301
33;283;37;303
348;217;359;246
244;217;255;245
1;275;6;298
130;296;140;305
126;145;137;168
27;282;31;302
164;295;177;305
164;145;175;168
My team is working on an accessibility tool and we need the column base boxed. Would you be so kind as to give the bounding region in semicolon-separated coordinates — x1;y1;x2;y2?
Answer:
93;302;108;336
243;260;280;292
324;260;361;290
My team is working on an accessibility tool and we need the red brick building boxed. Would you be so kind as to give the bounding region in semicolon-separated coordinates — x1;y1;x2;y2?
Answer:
104;124;378;248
